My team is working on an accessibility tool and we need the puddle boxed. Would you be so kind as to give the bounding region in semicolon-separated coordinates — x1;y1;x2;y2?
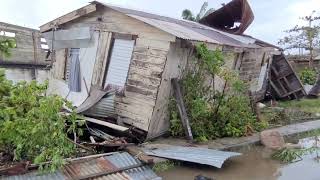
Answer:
159;137;320;180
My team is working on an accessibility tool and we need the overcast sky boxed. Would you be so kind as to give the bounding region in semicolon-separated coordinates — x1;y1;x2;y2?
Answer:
1;0;320;45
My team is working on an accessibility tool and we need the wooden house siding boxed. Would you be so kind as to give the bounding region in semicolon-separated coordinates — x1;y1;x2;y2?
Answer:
49;7;174;131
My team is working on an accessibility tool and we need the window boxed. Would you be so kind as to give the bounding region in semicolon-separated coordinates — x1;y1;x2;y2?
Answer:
40;38;49;50
65;48;79;81
66;48;81;92
103;39;135;92
0;31;15;37
0;31;17;48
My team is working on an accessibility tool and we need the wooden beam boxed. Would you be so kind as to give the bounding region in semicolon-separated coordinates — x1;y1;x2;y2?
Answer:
84;117;129;132
171;78;193;141
40;4;97;32
125;146;154;164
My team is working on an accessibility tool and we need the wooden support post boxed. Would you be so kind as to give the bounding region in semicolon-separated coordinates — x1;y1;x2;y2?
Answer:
171;78;193;141
125;146;154;164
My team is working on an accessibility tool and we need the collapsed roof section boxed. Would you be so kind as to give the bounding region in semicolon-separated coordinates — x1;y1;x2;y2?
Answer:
199;0;254;35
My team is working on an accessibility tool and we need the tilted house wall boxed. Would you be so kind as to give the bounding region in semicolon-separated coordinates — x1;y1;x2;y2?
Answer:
43;4;175;134
41;2;280;139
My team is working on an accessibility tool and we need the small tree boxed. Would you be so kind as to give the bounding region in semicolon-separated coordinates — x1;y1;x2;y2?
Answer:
0;38;16;57
278;11;320;67
182;2;214;22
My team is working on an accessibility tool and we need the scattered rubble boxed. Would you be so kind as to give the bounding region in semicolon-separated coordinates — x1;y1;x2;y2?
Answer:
260;130;285;150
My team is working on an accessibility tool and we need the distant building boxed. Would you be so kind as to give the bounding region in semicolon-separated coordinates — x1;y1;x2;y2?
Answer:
0;22;50;83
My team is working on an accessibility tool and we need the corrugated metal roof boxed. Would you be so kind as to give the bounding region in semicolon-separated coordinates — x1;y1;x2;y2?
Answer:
128;14;220;44
143;145;241;168
84;93;116;118
92;1;274;49
2;152;161;180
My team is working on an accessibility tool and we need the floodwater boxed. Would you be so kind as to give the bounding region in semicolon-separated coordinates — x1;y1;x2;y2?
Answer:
159;140;320;180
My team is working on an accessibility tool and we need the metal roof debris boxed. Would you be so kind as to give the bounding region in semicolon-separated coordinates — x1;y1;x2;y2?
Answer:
142;144;241;168
199;0;254;35
2;152;161;180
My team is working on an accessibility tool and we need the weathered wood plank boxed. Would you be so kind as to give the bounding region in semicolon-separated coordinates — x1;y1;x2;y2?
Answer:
172;78;193;141
127;73;162;87
129;66;163;79
84;116;129;132
136;38;170;50
125;85;157;98
131;60;164;72
116;110;151;131
131;53;166;65
40;4;97;32
115;102;154;118
53;49;67;79
91;31;112;86
115;93;156;106
127;79;159;91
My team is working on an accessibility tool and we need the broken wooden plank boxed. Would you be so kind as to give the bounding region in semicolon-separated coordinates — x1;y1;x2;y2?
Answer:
84;117;129;132
171;78;193;141
40;4;97;32
125;146;154;164
270;54;306;100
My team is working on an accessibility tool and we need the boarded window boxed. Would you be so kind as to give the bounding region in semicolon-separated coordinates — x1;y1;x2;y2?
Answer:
104;39;135;92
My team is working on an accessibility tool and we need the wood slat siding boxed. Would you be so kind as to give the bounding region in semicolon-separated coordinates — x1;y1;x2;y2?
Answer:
53;49;67;79
53;7;174;131
147;42;190;139
117;45;169;131
91;31;112;86
40;4;97;32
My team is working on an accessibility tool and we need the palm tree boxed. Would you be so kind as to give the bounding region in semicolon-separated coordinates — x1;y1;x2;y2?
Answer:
182;2;214;22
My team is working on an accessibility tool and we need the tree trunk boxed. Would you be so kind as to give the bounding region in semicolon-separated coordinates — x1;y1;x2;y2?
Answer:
309;48;314;68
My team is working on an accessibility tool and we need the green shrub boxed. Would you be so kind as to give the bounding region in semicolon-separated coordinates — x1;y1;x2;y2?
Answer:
0;69;83;172
299;68;317;85
169;44;268;142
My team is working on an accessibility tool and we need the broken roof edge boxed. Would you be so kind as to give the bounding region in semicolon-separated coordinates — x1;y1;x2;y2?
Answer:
39;3;97;32
39;0;278;49
0;21;40;32
199;0;254;35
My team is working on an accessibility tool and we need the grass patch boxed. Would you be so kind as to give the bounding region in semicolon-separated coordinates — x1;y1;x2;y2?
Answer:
278;99;320;114
152;161;176;173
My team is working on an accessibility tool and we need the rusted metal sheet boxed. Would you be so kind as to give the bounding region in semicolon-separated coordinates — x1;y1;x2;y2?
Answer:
2;152;161;180
143;144;241;168
199;0;254;35
270;54;306;100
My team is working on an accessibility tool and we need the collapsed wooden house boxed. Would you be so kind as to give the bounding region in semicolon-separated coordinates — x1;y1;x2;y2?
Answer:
40;0;304;139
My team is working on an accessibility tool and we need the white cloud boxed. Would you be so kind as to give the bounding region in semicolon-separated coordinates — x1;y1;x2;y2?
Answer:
286;0;320;25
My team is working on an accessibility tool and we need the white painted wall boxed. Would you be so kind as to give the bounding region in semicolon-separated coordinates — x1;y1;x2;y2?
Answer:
4;68;49;84
47;32;99;107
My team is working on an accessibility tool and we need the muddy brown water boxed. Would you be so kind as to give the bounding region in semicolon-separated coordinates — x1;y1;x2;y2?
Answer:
158;145;320;180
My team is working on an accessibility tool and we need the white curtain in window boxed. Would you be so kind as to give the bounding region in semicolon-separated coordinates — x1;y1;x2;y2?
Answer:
68;48;81;92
